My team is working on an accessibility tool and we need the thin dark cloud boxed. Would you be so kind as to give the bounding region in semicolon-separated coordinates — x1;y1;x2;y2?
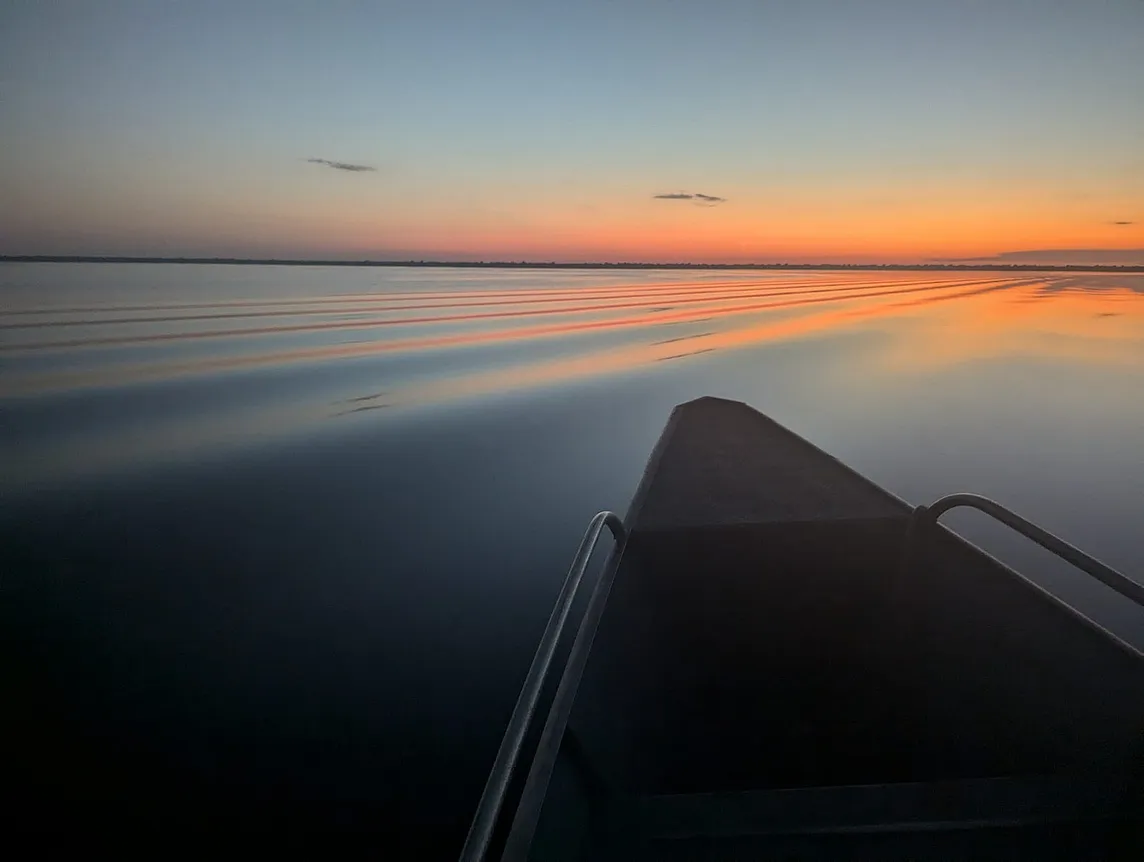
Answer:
307;157;377;173
1110;220;1135;226
940;248;1144;265
653;191;727;206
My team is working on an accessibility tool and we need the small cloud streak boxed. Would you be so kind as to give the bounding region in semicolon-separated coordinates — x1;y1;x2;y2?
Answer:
940;248;1144;265
654;191;727;206
1110;220;1135;226
307;158;377;173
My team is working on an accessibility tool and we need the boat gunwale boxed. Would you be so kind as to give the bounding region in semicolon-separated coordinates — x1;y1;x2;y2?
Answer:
621;397;1144;662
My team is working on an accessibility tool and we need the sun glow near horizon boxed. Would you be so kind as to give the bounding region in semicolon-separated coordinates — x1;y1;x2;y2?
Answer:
2;0;1143;265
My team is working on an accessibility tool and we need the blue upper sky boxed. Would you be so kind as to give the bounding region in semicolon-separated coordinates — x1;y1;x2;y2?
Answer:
2;0;1142;262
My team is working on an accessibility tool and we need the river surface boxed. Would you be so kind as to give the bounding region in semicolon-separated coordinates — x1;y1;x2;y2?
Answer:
3;263;1143;847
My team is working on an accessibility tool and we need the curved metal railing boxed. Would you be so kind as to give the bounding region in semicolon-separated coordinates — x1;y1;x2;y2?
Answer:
499;512;631;859
468;494;1139;860
901;493;1144;606
458;511;627;862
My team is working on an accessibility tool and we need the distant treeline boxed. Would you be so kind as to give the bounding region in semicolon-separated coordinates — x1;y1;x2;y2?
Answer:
2;255;1143;273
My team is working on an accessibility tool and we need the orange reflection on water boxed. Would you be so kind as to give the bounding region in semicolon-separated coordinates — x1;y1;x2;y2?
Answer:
6;273;1143;405
2;273;992;353
360;278;1059;410
8;273;1144;489
869;278;1144;373
4;274;1014;396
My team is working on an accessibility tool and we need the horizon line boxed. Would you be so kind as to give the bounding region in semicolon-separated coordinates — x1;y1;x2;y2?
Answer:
2;255;1144;273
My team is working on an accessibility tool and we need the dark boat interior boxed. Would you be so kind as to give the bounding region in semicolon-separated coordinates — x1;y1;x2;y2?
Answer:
476;398;1144;860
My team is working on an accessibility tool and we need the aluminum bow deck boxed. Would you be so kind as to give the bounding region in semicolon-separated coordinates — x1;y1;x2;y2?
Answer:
464;397;1144;861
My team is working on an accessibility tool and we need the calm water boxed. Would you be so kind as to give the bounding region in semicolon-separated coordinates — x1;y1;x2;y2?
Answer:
3;264;1144;845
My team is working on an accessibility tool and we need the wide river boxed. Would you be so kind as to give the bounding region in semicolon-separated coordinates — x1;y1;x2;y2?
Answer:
3;263;1143;847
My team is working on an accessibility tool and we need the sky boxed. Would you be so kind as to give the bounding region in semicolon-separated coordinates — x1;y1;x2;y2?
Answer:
2;0;1143;264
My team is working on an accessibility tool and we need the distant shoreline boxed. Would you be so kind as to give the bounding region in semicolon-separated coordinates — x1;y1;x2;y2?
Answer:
2;255;1143;273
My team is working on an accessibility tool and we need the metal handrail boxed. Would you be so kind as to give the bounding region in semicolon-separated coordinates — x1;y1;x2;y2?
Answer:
900;493;1144;606
500;513;630;859
458;511;627;862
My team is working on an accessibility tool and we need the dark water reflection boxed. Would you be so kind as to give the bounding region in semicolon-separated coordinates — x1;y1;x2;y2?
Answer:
2;264;1143;848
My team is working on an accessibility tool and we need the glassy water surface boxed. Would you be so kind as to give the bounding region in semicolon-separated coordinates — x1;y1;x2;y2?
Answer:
3;264;1143;844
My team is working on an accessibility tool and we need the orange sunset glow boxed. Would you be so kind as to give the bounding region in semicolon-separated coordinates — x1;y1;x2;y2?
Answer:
5;2;1143;265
